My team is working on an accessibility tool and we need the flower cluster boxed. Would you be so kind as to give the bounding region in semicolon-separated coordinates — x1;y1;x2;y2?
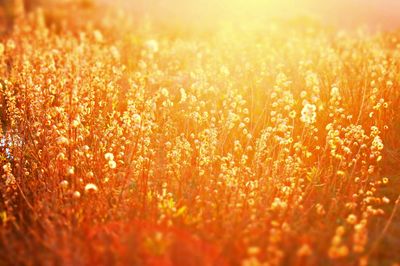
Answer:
0;6;398;266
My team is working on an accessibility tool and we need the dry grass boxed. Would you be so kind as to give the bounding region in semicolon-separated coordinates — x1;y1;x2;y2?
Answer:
0;6;400;266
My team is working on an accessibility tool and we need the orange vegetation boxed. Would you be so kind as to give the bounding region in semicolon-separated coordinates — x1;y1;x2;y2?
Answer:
0;4;400;266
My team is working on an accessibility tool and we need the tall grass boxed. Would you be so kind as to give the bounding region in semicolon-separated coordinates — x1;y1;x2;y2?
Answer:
0;8;400;266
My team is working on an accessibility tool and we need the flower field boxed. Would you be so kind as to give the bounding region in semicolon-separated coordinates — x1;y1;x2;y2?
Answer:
1;3;400;265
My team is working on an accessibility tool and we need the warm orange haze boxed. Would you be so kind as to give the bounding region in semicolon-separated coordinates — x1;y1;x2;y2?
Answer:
0;0;400;265
109;0;400;29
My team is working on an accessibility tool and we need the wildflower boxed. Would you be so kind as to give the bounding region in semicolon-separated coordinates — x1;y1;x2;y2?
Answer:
331;86;340;97
93;30;104;43
84;183;98;192
220;65;230;76
60;180;69;189
372;135;384;151
247;198;255;206
165;141;172;149
315;203;326;215
337;170;345;177
3;163;11;173
161;88;169;97
57;152;67;160
300;103;317;124
104;152;114;161
247;246;260;255
71;119;80;127
66;166;75;176
132;114;141;126
6;40;16;50
346;214;357;225
110;46;120;60
73;191;81;199
382;197;390;204
138;60;147;69
56;136;69;145
108;160;117;169
297;244;312;257
145;39;159;53
329;245;349;259
336;226;346;236
6;173;17;186
179;88;187;103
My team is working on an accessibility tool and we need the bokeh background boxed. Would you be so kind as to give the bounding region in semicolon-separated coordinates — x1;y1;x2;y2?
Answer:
98;0;400;30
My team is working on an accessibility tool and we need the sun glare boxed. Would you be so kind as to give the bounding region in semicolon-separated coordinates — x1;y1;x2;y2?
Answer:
0;0;400;265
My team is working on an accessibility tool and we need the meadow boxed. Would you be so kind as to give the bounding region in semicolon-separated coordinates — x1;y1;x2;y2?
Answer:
0;4;400;265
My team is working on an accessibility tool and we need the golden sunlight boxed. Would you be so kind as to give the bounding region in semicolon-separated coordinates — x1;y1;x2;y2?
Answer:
111;0;400;29
0;0;400;265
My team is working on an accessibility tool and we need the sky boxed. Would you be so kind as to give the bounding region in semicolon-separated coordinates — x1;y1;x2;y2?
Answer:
102;0;400;30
